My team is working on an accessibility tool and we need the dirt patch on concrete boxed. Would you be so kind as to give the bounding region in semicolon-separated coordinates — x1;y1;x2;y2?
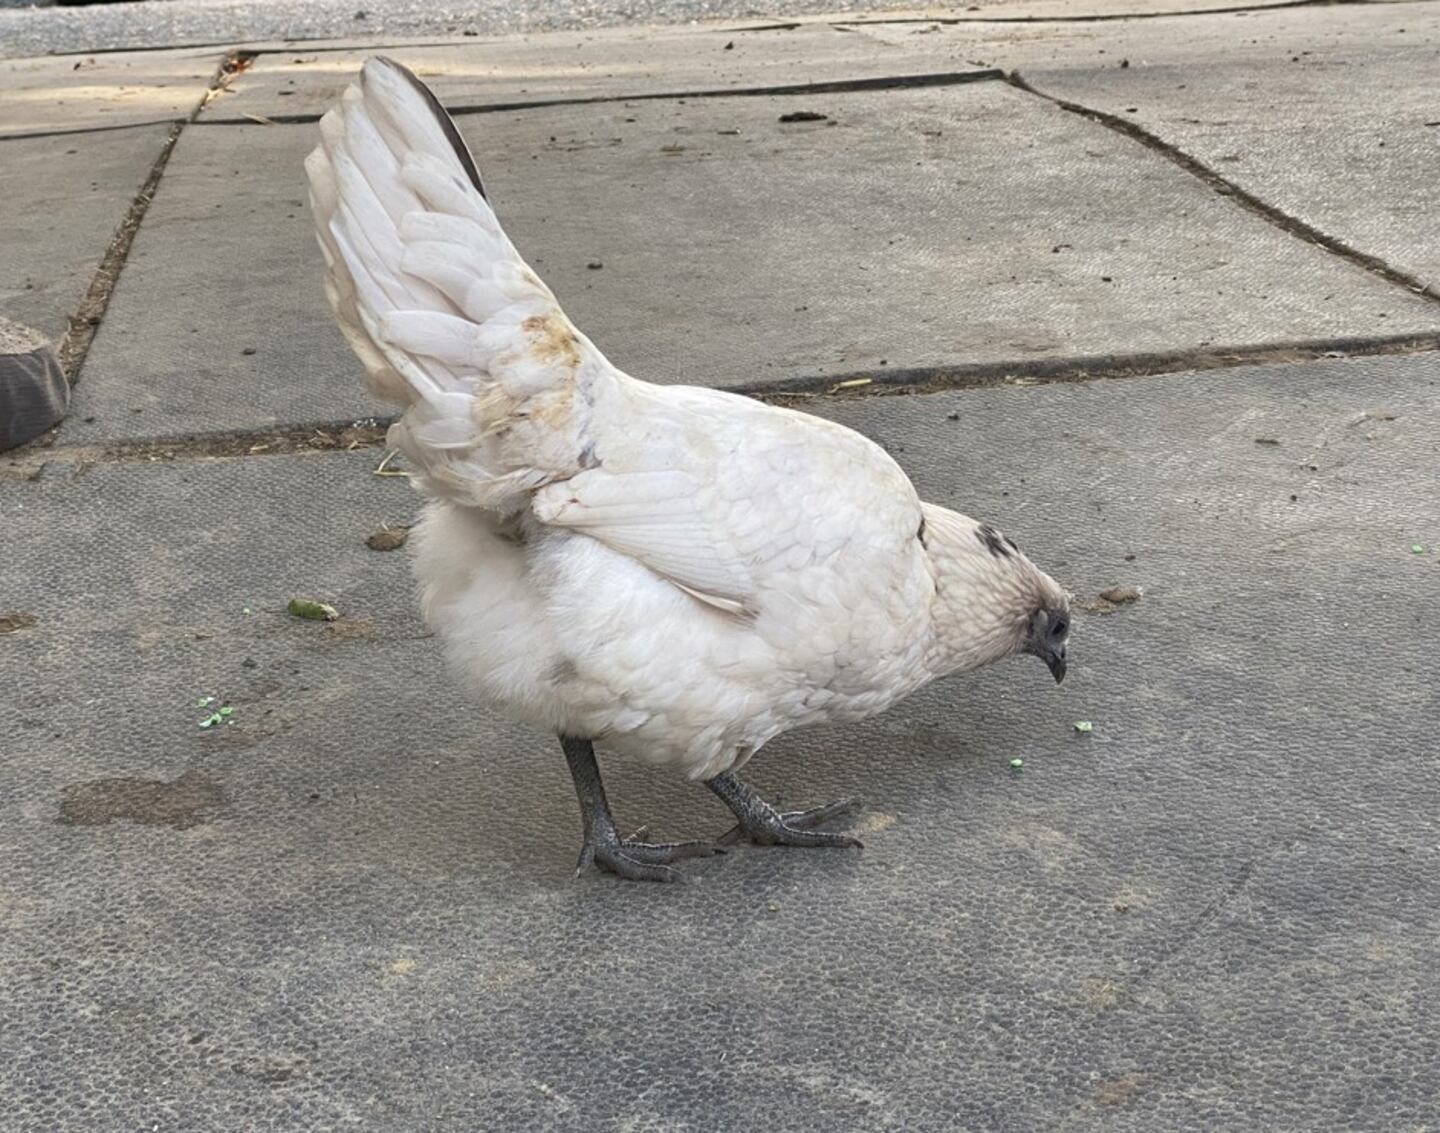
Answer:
59;769;226;829
366;526;410;551
0;612;39;634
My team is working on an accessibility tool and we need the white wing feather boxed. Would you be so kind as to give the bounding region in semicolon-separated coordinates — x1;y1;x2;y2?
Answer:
306;56;774;609
532;470;756;614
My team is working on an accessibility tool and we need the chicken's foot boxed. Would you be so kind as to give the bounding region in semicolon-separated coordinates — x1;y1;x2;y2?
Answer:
560;736;722;882
705;771;864;849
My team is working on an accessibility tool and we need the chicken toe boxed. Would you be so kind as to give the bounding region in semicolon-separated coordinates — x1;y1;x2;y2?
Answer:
577;832;721;884
706;772;864;849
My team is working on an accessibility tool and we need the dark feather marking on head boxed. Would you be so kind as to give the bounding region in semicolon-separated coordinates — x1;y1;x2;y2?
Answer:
372;56;488;200
917;516;927;547
977;523;1012;558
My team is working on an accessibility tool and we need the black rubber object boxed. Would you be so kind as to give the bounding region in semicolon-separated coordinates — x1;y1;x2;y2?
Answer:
0;318;69;451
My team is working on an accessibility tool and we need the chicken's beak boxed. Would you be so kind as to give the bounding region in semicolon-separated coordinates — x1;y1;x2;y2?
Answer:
1023;608;1069;684
1023;632;1067;684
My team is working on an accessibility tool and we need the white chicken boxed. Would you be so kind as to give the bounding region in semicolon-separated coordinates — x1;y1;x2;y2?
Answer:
306;58;1072;881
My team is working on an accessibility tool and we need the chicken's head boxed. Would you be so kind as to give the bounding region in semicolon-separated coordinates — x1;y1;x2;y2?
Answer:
918;503;1071;683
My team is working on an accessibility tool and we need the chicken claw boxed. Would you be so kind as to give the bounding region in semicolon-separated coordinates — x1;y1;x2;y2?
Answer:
577;831;722;884
706;772;864;850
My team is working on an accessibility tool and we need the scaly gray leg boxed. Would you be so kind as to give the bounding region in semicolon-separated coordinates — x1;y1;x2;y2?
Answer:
705;771;864;849
560;736;721;882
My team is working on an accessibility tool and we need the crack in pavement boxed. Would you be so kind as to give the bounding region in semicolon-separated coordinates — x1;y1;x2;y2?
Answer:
1006;70;1440;308
0;117;187;144
54;119;185;382
1;418;393;481
1120;830;1311;993
54;49;256;385
750;332;1440;398
16;25;790;62
8;331;1438;477
830;0;1381;25
193;67;1006;126
13;0;1413;63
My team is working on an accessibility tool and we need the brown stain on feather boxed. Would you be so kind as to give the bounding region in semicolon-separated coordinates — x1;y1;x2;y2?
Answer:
529;386;575;430
521;313;581;370
514;313;582;432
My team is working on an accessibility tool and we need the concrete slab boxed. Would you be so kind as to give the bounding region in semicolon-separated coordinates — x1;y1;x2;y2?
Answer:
830;0;1306;16
838;0;1440;65
209;22;996;122
0;124;175;345
215;1;1437;123
67;82;1440;444
1018;6;1440;288
0;0;1304;63
4;353;1439;1128
0;48;219;138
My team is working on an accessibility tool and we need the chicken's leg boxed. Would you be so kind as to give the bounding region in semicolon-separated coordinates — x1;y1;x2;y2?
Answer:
705;771;864;849
561;736;721;882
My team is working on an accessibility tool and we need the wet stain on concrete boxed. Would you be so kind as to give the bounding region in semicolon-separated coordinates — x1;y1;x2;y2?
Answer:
1093;1076;1143;1107
327;616;374;640
0;612;38;634
59;770;226;829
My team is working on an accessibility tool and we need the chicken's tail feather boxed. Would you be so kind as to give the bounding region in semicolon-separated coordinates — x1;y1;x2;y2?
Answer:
306;56;609;512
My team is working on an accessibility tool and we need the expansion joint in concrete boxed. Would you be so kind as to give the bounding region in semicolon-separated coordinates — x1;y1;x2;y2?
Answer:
8;332;1440;477
1005;70;1440;309
192;67;1007;128
57;49;259;384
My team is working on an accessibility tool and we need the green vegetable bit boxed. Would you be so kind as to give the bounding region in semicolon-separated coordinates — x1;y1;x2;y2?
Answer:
197;696;215;708
288;598;339;621
1009;758;1024;770
198;704;234;728
1075;720;1094;734
1412;544;1425;555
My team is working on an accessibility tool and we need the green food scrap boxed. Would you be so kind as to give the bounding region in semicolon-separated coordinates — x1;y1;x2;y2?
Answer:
1412;544;1425;555
1009;758;1024;770
288;598;339;621
1075;720;1094;734
197;696;215;708
199;705;235;728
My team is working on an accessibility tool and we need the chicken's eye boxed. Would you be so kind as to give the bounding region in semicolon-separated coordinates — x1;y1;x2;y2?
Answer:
1052;618;1069;639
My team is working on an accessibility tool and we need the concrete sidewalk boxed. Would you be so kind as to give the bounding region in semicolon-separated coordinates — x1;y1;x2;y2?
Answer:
3;3;1439;1129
